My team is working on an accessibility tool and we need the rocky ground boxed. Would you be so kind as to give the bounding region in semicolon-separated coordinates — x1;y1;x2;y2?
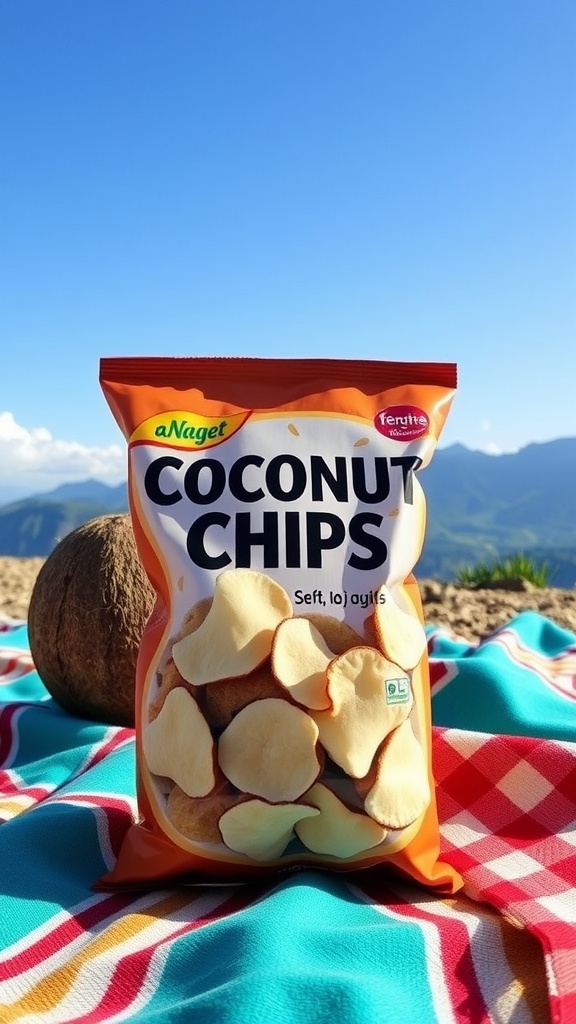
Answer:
420;577;576;641
1;556;575;642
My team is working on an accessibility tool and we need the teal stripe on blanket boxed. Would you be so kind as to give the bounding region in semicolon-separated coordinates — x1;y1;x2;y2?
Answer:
1;623;29;649
145;872;439;1024
0;802;119;942
0;741;136;942
429;611;576;740
1;698;128;775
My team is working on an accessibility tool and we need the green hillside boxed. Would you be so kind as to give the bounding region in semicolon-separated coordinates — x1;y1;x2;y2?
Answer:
0;494;128;556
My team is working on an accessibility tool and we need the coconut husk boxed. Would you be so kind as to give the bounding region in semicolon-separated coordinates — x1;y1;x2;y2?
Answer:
28;514;155;726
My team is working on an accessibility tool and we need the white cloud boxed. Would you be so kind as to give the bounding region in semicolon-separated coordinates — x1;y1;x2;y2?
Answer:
0;411;126;492
476;419;519;456
481;440;520;456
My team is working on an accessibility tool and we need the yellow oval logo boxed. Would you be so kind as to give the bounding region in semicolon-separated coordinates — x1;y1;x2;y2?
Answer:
131;410;251;450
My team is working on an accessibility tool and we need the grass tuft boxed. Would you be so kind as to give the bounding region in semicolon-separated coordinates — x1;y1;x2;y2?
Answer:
456;553;552;589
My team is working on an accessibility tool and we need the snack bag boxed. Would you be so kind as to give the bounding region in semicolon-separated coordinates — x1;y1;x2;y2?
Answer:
98;357;461;892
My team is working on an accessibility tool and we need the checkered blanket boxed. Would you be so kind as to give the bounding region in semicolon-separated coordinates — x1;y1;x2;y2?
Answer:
1;611;574;1024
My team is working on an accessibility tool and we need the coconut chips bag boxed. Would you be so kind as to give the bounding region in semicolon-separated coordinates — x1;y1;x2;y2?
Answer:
98;356;460;892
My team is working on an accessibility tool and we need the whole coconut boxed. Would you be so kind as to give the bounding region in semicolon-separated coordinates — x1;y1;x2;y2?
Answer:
28;514;156;726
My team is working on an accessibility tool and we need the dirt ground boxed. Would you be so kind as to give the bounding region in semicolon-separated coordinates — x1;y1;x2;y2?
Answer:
419;577;576;641
1;556;575;642
0;557;46;622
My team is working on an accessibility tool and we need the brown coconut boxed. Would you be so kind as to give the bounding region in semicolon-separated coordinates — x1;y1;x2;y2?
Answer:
28;514;155;726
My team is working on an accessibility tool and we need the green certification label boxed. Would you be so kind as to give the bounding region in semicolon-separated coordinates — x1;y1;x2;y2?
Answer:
385;677;411;705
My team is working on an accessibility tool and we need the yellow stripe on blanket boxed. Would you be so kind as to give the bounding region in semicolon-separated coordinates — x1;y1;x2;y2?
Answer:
0;889;226;1021
0;795;37;820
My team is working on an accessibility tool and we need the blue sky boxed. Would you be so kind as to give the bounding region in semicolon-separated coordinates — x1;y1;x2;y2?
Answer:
1;0;575;499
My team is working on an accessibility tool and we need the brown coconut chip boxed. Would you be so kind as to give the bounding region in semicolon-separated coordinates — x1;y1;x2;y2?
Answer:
172;569;293;686
142;686;216;797
360;719;431;829
295;783;387;858
373;584;427;671
166;784;239;844
218;697;321;803
311;647;413;778
148;659;192;722
218;798;320;862
204;663;287;729
362;614;378;647
177;596;213;638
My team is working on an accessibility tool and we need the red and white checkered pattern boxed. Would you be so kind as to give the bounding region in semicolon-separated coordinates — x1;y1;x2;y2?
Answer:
434;727;576;1024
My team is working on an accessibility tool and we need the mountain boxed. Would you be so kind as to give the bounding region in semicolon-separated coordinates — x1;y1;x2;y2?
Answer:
0;438;575;585
43;479;128;505
0;483;128;557
416;437;576;586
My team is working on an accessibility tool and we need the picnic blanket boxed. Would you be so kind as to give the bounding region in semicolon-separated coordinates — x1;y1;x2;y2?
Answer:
1;611;575;1024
